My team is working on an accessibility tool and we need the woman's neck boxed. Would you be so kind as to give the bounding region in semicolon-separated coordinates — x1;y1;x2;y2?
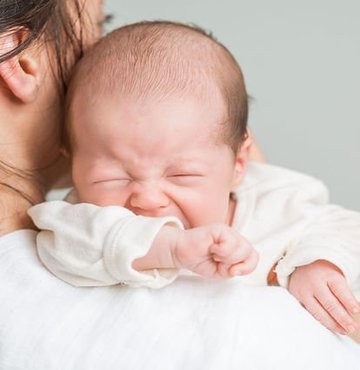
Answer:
0;155;70;236
0;209;35;236
0;180;43;236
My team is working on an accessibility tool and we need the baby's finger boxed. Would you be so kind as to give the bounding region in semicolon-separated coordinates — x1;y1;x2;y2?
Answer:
210;238;254;265
209;243;239;264
303;296;347;335
229;250;259;276
314;288;358;334
210;242;231;260
328;277;360;316
217;263;232;278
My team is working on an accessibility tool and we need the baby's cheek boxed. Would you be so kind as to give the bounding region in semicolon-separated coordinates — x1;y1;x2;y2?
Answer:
77;187;107;205
93;193;125;207
174;189;228;227
186;205;223;227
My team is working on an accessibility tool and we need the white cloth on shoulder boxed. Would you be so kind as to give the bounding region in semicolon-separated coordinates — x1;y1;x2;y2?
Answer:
0;230;359;370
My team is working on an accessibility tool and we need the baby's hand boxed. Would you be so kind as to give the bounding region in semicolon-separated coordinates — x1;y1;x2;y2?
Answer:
173;224;258;278
288;260;360;335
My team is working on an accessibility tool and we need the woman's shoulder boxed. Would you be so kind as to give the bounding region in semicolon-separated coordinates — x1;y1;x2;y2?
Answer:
0;229;37;255
0;229;51;285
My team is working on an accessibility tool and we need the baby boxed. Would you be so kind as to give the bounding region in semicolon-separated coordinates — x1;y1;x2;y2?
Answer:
29;21;360;337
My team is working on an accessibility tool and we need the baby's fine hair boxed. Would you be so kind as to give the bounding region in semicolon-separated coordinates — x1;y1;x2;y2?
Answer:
65;20;248;153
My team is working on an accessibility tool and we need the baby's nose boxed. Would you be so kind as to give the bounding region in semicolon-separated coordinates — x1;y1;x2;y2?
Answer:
129;183;170;212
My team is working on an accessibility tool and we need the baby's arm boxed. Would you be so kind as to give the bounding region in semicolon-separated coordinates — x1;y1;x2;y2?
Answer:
288;260;360;336
272;179;360;336
134;224;258;279
28;201;182;288
28;201;258;288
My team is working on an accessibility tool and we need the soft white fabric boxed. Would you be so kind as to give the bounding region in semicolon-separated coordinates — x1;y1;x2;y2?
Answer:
0;229;359;370
29;163;360;296
28;202;183;288
231;163;360;295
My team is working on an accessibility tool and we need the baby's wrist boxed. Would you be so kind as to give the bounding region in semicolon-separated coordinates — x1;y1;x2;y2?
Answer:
132;225;182;271
152;225;184;269
163;226;186;268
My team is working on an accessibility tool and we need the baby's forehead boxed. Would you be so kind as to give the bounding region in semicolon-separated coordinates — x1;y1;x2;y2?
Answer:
71;86;227;145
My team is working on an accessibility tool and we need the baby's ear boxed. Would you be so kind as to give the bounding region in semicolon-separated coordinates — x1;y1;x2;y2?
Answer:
230;135;253;190
0;28;40;103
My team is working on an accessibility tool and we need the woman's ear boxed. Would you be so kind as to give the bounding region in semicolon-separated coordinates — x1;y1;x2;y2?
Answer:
231;135;253;190
0;29;39;103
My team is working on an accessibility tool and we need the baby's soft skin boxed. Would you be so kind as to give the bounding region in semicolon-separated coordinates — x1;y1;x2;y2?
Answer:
133;224;259;279
289;260;360;336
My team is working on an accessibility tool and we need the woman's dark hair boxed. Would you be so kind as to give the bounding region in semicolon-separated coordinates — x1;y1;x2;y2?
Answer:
0;0;88;93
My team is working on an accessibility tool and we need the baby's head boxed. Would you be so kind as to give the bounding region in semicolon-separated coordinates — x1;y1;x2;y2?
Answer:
65;21;251;228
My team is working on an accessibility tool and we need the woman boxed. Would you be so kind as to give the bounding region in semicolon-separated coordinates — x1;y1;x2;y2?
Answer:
0;1;358;369
0;0;102;232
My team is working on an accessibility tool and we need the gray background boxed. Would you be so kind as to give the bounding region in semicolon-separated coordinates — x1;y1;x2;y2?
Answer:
105;0;360;211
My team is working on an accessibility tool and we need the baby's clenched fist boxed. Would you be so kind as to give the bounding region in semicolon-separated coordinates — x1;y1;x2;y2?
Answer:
172;224;258;279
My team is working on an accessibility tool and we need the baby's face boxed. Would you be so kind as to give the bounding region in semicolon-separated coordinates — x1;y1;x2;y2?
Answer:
71;92;246;228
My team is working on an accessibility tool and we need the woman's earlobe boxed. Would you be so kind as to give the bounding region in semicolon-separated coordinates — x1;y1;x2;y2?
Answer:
0;30;39;103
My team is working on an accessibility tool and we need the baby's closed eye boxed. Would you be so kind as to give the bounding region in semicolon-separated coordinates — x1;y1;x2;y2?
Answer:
93;178;132;188
167;173;204;185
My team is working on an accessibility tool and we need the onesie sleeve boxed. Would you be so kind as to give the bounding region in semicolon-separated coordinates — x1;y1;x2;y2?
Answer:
28;201;183;289
274;179;360;289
